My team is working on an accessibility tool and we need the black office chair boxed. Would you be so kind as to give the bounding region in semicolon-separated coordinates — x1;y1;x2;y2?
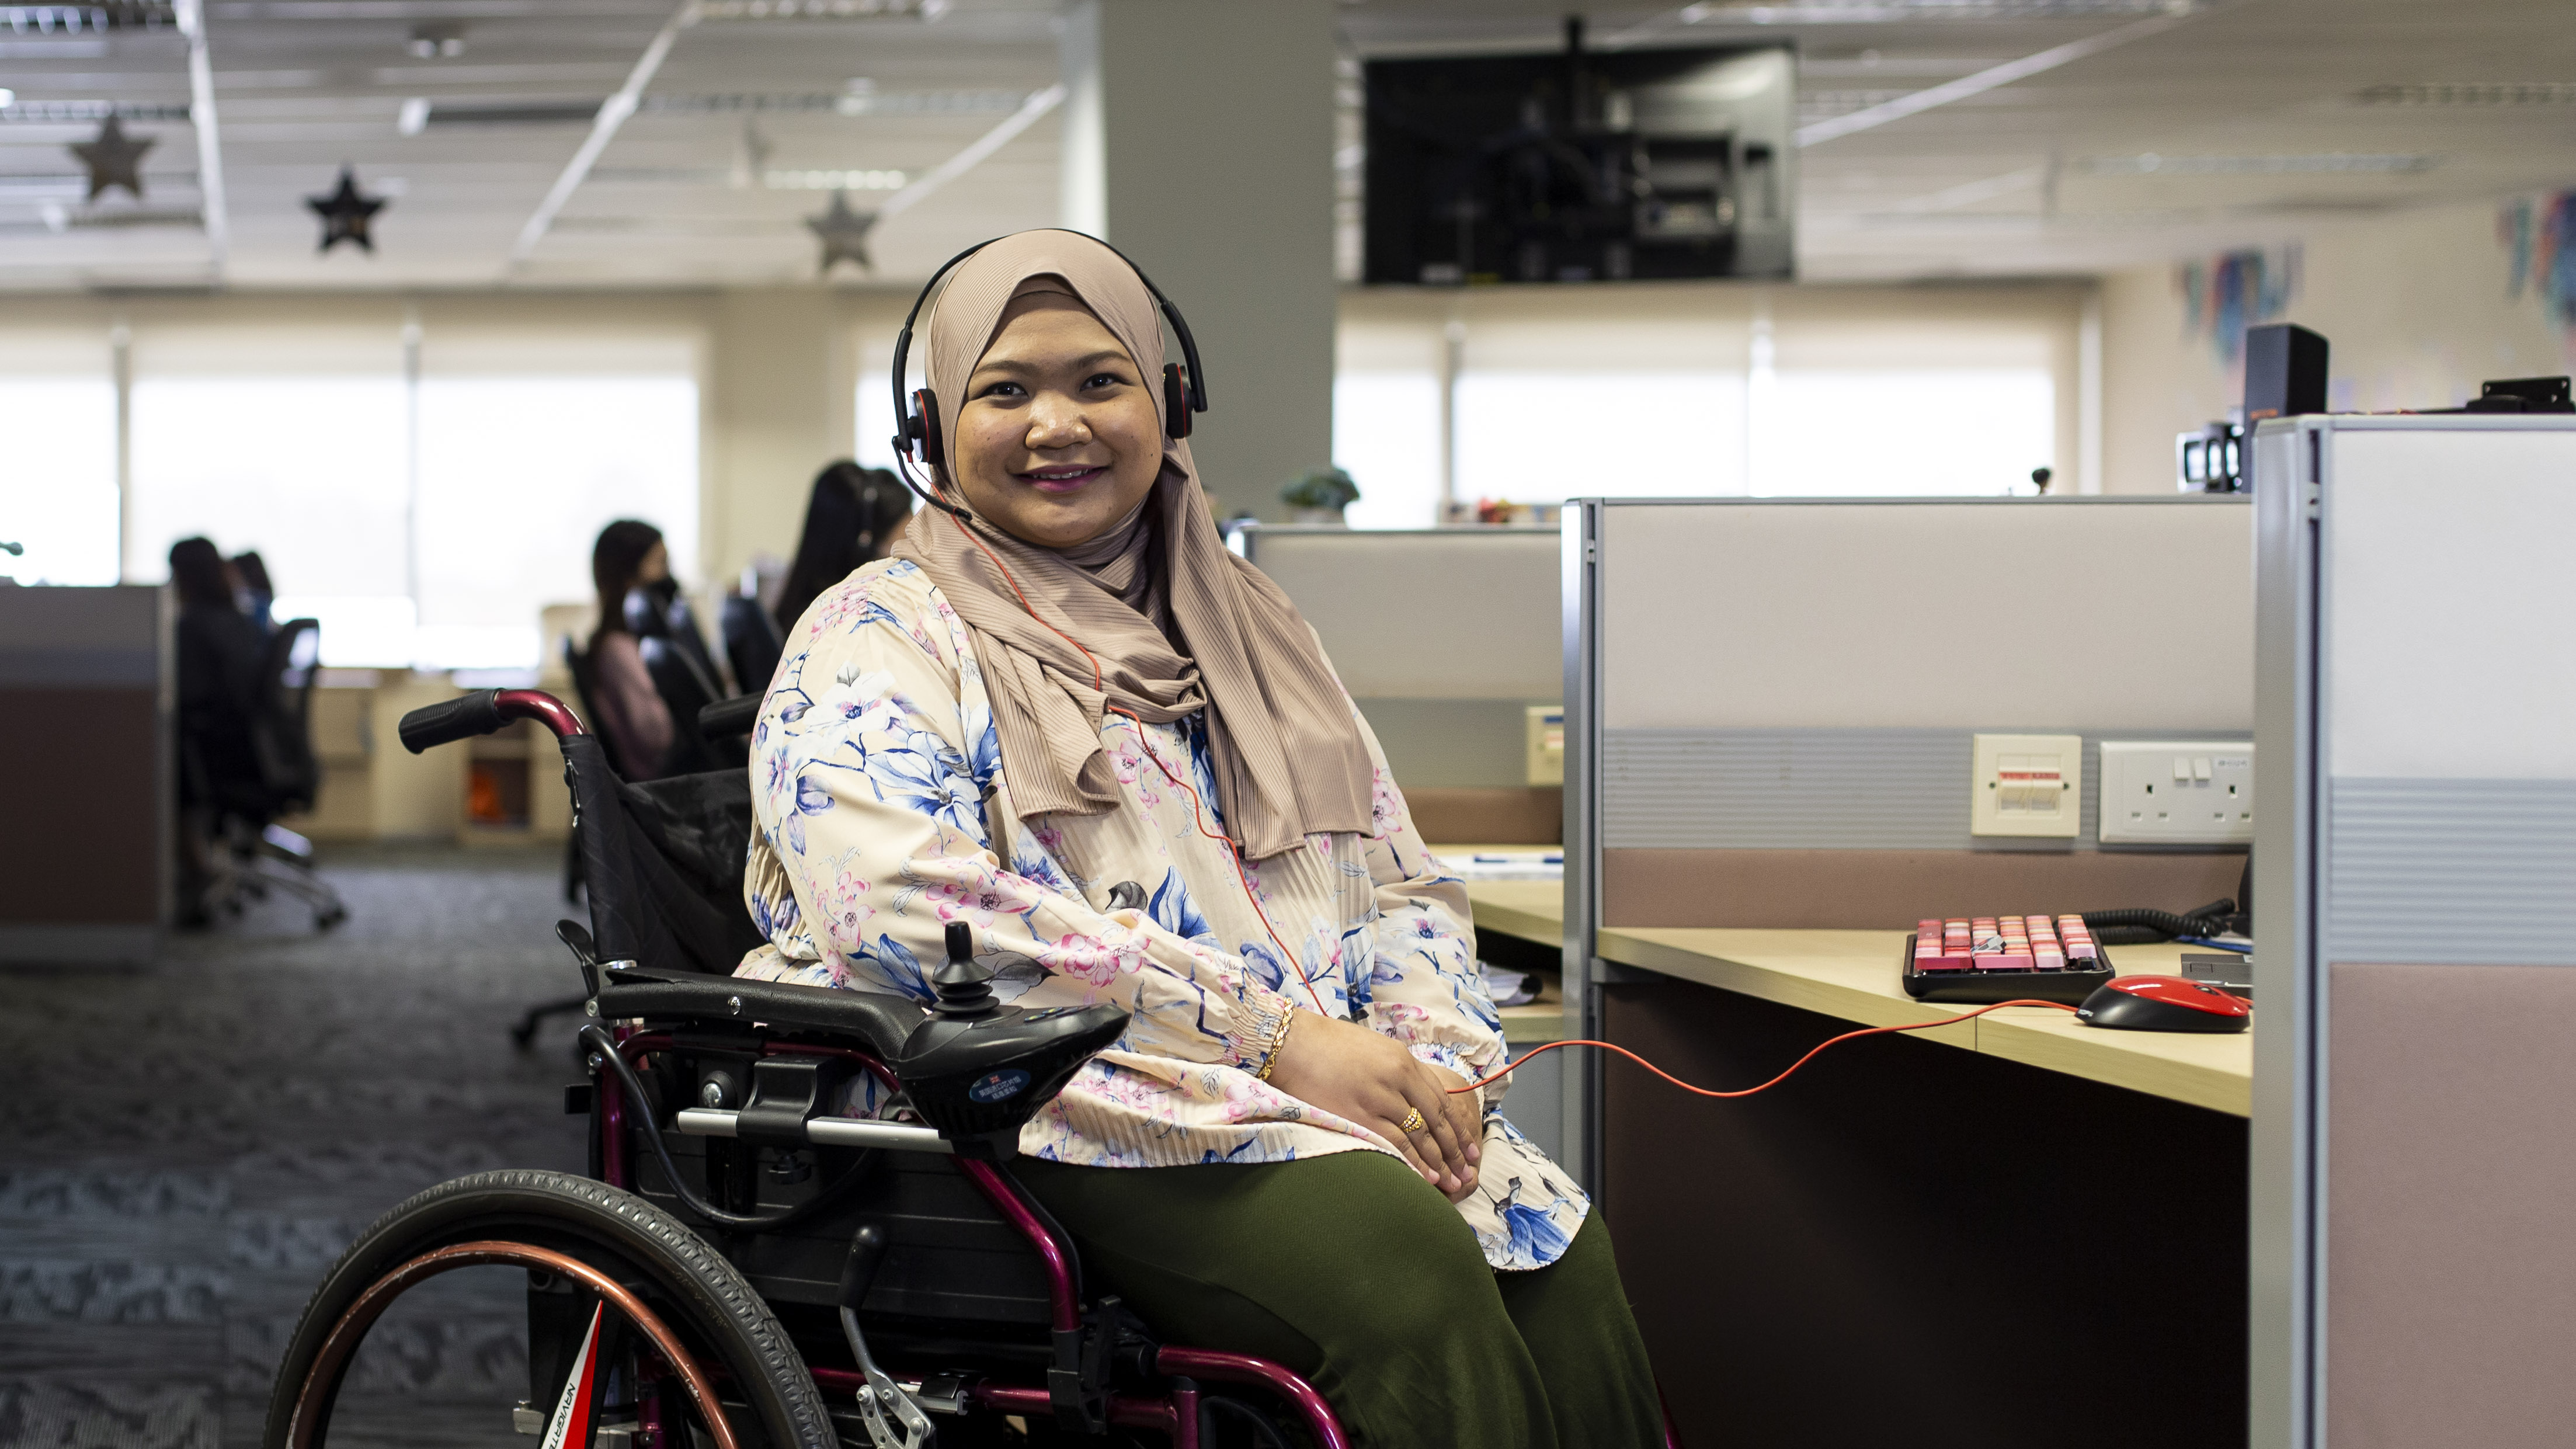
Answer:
625;583;741;777
720;590;784;702
199;617;347;931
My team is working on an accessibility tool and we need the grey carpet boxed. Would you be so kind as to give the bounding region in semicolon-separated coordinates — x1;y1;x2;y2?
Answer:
0;845;591;1448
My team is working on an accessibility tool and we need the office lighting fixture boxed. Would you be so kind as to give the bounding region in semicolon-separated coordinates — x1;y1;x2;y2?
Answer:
696;0;943;19
1678;0;2195;22
0;99;188;122
174;0;223;274
4;2;171;31
507;0;697;272
405;91;1024;133
2353;82;2576;107
405;22;464;58
764;169;906;190
2082;152;2439;174
1796;5;2201;145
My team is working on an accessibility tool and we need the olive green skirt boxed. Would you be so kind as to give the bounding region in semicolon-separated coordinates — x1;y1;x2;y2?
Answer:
1012;1151;1663;1449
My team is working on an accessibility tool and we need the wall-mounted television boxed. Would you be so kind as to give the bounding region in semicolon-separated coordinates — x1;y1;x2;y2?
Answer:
1364;27;1796;286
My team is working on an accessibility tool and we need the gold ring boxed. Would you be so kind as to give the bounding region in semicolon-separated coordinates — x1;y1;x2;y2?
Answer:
1397;1107;1427;1134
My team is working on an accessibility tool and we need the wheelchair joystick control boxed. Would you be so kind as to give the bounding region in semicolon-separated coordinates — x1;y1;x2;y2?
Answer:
931;920;999;1019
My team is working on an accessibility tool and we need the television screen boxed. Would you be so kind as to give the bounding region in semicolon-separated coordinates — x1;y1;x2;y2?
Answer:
1364;38;1796;286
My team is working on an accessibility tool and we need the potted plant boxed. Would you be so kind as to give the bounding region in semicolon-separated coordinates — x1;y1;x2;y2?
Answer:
1280;467;1360;525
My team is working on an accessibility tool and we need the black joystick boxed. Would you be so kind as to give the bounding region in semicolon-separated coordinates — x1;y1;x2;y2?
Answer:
931;920;999;1019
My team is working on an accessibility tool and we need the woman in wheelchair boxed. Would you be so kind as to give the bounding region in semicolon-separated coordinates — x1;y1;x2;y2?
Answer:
735;230;1663;1447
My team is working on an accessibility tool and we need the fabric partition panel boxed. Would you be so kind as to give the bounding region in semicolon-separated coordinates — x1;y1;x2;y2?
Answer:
1562;495;2252;1193
1240;525;1562;842
2252;416;2576;1449
1585;497;2254;930
0;585;171;962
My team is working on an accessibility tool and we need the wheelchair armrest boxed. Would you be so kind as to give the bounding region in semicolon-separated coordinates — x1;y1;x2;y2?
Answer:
597;968;1130;1152
598;969;925;1060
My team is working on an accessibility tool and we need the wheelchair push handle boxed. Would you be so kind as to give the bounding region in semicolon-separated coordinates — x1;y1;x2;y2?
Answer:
397;687;587;754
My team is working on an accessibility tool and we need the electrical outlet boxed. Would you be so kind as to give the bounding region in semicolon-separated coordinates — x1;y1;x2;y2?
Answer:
1970;733;2083;838
1525;706;1565;786
2098;740;2254;845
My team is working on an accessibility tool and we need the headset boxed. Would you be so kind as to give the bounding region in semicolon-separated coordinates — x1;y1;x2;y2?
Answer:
889;229;1209;523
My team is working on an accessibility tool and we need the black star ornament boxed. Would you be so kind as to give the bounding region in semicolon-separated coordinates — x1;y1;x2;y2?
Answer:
306;166;388;253
805;189;877;274
71;116;154;201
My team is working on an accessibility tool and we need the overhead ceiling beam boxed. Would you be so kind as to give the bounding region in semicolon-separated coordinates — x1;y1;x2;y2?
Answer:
1795;7;2202;148
507;0;697;272
174;0;227;276
870;81;1063;227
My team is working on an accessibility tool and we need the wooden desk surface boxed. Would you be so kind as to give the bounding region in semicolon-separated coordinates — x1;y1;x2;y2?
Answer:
1456;877;2252;1117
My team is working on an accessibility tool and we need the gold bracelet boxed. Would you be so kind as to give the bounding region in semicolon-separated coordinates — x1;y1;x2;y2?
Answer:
1253;1009;1296;1082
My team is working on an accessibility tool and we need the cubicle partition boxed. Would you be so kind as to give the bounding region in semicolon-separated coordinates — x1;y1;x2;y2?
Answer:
1563;497;2256;1448
2252;416;2576;1449
1242;524;1561;842
0;585;171;962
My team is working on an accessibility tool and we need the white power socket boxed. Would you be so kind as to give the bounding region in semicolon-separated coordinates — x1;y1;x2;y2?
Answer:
2098;740;2254;845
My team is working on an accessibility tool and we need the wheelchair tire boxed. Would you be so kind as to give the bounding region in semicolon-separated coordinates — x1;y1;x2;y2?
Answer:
262;1167;835;1449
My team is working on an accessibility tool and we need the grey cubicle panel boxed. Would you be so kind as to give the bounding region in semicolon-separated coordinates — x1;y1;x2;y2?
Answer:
2251;415;2576;1449
0;585;173;962
1242;523;1570;1161
1240;524;1562;833
1561;496;2255;1190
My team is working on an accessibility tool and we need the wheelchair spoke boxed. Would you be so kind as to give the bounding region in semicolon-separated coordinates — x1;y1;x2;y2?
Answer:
284;1239;739;1449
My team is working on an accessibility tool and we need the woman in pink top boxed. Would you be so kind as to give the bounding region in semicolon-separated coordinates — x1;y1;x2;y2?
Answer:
586;519;676;780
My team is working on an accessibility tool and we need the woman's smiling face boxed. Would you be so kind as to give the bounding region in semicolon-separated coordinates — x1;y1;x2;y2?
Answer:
950;286;1163;550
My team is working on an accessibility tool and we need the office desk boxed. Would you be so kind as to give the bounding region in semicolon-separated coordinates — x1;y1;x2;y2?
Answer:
1462;881;2251;1116
1461;878;2249;1449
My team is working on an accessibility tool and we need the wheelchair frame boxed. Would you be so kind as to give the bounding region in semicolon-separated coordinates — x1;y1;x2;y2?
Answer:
281;687;1346;1449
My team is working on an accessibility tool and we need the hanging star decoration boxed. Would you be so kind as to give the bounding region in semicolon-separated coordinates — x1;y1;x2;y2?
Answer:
805;189;877;274
70;116;154;201
305;166;388;253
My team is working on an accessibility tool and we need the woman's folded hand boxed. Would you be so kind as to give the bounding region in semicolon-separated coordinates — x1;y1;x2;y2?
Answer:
1266;1009;1479;1197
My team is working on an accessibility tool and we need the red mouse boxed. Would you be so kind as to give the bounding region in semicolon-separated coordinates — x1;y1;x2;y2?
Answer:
2075;974;2250;1033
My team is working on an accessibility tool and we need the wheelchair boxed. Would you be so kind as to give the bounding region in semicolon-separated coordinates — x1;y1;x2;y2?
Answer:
264;686;1348;1449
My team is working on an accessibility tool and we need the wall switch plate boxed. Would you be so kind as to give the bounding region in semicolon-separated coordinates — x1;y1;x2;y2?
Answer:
2098;740;2253;845
1525;705;1565;786
1970;733;2083;838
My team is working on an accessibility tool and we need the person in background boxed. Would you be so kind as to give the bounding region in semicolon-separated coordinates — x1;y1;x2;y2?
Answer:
772;460;913;637
587;519;676;780
230;550;276;634
170;537;266;924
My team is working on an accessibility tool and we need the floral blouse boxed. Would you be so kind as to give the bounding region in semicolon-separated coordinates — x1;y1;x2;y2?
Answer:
733;559;1588;1270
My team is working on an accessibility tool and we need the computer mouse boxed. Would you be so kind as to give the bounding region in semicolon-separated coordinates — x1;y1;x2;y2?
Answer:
2075;974;2250;1033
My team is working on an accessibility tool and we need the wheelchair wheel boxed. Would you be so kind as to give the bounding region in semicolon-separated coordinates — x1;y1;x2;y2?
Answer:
263;1168;834;1449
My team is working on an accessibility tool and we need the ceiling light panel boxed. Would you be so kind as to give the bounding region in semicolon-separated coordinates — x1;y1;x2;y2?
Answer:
2353;82;2576;107
2080;152;2442;174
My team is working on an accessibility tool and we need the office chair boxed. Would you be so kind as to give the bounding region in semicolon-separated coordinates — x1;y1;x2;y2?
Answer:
719;590;783;703
199;617;347;932
624;584;740;777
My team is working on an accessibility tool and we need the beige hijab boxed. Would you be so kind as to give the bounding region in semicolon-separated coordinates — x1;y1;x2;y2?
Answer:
890;230;1372;861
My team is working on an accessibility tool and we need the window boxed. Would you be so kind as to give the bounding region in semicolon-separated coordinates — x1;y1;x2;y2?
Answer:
121;321;702;670
0;331;116;585
416;367;699;670
1334;286;2075;512
1753;315;2057;496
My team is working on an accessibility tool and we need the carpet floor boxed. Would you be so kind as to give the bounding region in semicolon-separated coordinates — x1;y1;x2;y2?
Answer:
0;845;592;1448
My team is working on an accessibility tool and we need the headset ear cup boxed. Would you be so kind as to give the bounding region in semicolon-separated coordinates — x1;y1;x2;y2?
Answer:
1163;363;1191;440
912;388;945;466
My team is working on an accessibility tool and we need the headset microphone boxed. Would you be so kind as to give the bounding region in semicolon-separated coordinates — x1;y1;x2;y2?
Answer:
888;229;1209;523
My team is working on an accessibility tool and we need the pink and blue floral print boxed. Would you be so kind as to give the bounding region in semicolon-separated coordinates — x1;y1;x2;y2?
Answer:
733;559;1588;1270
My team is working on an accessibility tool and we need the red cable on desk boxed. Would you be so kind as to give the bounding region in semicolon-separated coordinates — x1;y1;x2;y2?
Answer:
1443;999;2084;1099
